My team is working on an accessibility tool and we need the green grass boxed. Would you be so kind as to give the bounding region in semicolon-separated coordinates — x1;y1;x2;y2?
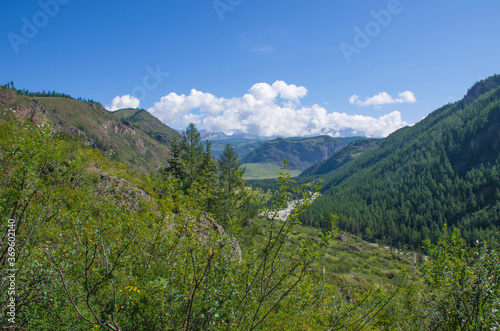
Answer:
242;163;302;179
0;92;174;173
238;217;420;289
109;108;140;120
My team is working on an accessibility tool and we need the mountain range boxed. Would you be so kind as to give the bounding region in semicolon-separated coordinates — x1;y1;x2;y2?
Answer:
0;88;179;172
298;75;500;249
241;136;364;171
3;75;500;250
0;86;367;174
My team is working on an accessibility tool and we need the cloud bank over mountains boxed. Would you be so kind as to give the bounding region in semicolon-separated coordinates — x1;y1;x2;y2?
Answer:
107;81;410;137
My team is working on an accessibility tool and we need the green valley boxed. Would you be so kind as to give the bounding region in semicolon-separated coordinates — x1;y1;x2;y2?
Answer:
242;163;302;179
299;75;500;249
241;136;364;173
1;78;500;330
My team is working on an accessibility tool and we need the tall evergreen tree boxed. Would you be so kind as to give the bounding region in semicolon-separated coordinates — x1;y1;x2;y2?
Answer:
216;144;255;227
200;140;218;211
181;123;204;188
165;134;185;183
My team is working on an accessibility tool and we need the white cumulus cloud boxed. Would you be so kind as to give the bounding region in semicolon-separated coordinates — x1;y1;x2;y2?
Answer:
106;95;140;111
271;80;308;100
148;81;408;138
349;91;417;108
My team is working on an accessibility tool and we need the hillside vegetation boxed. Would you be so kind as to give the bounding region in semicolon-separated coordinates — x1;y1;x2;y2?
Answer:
300;138;382;177
241;136;363;171
1;80;500;330
0;86;179;172
209;139;267;159
242;163;302;179
300;75;500;249
111;108;179;145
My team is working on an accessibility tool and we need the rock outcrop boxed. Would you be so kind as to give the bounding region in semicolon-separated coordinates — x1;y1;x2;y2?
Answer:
196;212;243;262
101;120;136;135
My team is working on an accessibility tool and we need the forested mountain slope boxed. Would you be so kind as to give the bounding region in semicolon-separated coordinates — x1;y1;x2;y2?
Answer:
241;135;362;171
1;81;499;330
0;86;179;171
300;75;500;249
300;138;382;177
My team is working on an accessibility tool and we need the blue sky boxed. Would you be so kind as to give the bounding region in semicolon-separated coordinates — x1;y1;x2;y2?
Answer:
1;0;499;137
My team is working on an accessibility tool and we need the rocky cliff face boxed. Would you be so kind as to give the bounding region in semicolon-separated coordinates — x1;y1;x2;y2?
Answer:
462;75;500;107
0;89;18;106
300;138;382;177
101;120;136;135
0;86;179;172
241;136;348;171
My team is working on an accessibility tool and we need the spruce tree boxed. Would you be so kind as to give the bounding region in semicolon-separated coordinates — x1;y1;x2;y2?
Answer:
200;140;218;212
216;144;255;227
181;123;204;188
165;134;185;183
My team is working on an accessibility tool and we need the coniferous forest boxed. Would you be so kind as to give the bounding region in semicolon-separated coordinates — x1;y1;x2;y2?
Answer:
297;76;500;250
1;77;500;330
